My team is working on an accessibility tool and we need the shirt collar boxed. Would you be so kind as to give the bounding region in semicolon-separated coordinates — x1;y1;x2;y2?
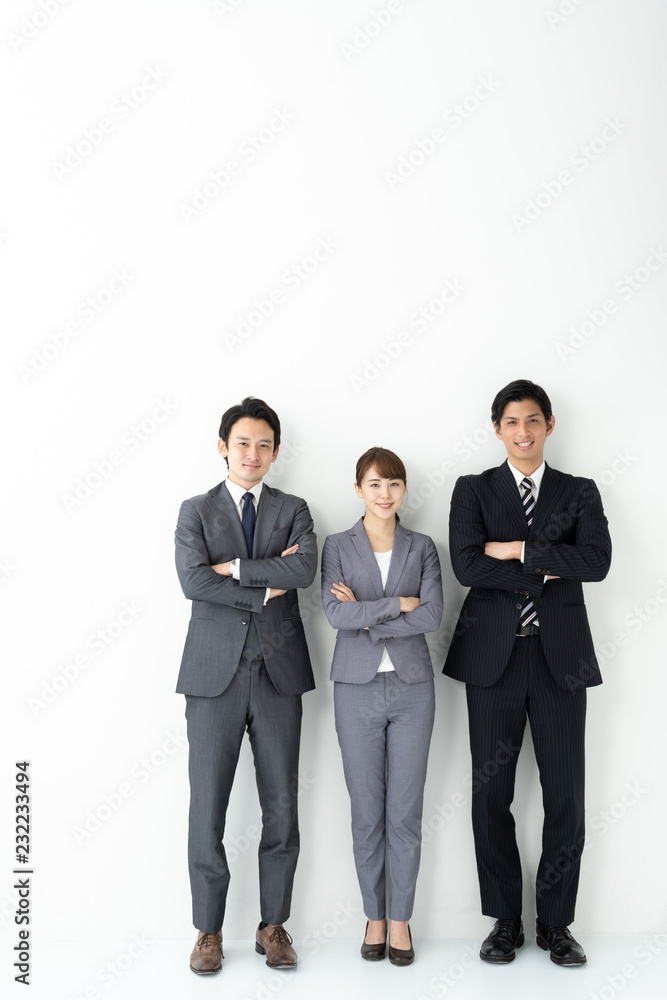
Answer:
506;458;545;495
224;477;264;508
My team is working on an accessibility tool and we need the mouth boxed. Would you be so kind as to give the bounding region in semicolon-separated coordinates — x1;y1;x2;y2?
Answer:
376;503;393;509
515;441;533;451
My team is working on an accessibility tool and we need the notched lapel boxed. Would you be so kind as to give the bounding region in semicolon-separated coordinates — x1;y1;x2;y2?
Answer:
491;464;528;538
254;488;281;558
349;520;384;599
531;465;567;534
385;524;411;596
205;484;248;554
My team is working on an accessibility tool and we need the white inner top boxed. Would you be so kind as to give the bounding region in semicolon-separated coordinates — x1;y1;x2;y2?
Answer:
374;549;395;673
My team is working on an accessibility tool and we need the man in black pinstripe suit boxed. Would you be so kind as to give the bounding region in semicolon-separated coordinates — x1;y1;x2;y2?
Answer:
444;380;611;967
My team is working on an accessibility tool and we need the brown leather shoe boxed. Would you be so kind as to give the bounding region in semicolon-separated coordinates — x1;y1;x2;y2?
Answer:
255;924;297;969
189;931;223;975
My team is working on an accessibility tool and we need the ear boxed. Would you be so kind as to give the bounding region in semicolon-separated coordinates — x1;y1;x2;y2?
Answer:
493;421;502;441
218;438;228;458
271;446;279;463
354;480;363;498
546;415;555;436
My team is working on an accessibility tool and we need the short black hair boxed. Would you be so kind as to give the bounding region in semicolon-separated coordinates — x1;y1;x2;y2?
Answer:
491;380;553;426
218;396;281;451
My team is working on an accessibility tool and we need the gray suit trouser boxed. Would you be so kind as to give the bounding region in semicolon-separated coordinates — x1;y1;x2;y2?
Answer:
334;672;435;922
185;655;302;932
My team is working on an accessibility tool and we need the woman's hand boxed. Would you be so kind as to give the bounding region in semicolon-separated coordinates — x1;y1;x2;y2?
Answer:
399;596;420;613
331;581;357;602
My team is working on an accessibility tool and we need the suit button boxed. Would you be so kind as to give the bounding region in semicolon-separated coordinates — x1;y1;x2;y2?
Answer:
241;620;248;626
516;603;522;609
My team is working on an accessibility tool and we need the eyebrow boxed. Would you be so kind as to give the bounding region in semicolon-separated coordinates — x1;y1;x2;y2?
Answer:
232;435;274;443
502;412;541;420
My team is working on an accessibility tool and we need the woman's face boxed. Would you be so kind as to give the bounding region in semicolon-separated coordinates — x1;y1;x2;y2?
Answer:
355;465;406;522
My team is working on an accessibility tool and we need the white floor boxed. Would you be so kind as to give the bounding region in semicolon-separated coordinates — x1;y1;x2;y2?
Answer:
22;935;667;1000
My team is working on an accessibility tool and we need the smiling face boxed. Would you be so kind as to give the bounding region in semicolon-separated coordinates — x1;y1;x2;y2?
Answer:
355;465;406;523
218;416;278;488
494;397;555;474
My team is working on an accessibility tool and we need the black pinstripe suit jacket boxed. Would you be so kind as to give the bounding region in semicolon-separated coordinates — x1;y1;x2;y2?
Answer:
443;461;611;691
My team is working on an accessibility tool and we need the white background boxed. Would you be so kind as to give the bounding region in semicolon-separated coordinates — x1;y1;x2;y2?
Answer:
2;0;667;997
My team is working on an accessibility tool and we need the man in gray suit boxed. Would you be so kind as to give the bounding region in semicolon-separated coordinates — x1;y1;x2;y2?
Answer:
175;397;317;975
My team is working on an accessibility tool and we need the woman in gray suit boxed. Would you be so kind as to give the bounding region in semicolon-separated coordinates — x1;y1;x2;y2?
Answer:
321;447;443;966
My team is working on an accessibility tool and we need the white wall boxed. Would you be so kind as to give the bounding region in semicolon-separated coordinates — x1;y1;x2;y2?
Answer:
3;0;665;958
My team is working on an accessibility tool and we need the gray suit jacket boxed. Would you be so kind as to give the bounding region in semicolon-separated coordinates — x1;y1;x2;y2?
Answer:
175;481;317;697
321;519;443;684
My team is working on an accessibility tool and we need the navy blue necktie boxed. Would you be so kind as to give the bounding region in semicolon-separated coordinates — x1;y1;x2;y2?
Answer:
242;492;256;557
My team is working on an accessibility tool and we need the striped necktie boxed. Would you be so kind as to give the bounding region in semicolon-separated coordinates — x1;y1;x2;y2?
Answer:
519;477;537;627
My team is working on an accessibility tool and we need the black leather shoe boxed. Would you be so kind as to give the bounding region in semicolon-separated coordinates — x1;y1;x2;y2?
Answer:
388;925;414;967
536;921;587;966
361;921;386;961
479;918;524;963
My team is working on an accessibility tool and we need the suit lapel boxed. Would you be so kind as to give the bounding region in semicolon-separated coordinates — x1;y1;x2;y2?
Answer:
531;463;566;535
254;485;281;557
205;482;248;555
349;519;384;598
490;463;529;539
385;522;411;596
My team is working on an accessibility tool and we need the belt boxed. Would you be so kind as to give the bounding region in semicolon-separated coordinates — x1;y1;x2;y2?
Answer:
516;624;540;636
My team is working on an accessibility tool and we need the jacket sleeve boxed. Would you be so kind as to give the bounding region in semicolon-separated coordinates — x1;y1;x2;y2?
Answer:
523;479;611;582
448;476;545;598
175;499;265;613
366;536;443;643
238;498;318;590
321;535;401;629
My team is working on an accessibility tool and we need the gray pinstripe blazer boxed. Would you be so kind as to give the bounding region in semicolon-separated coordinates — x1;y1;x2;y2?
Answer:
175;481;317;697
321;519;443;684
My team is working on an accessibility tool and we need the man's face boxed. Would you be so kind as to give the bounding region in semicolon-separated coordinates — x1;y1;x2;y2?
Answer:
494;397;555;472
218;417;278;488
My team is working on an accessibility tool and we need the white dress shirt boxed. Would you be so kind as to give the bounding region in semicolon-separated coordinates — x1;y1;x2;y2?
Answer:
224;477;270;604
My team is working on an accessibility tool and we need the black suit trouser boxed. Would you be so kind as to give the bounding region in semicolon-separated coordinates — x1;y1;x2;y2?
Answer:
465;635;586;925
185;657;302;932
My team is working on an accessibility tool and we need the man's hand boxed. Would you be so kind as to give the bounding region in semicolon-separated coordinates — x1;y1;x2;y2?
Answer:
399;596;421;613
484;541;523;561
211;561;231;576
268;589;286;599
210;545;297;578
546;575;560;581
331;582;357;602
